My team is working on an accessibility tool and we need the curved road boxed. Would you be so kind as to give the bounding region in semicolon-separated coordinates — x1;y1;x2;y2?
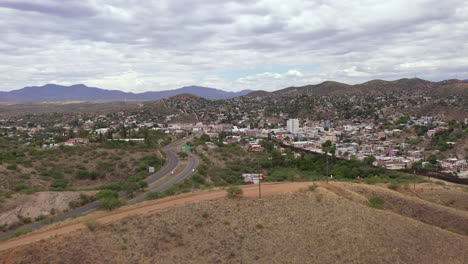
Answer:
130;140;200;202
0;138;199;241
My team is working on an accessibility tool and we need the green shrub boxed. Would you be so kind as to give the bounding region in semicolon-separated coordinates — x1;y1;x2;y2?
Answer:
177;152;189;159
97;161;115;171
192;174;206;184
138;155;164;172
368;196;385;209
100;197;125;211
34;214;47;221
97;183;123;191
14;227;33;237
138;180;148;189
96;190;119;200
315;194;323;202
13;183;28;192
50;178;69;189
85;220;101;231
19;216;32;224
308;184;319;191
7;163;18;171
255;223;264;229
79;193;95;204
387;182;400;190
226;186;243;199
20;173;31;179
146;191;162;200
76;169;102;180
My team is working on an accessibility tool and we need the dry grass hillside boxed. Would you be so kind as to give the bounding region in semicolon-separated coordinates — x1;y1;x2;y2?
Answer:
1;182;468;264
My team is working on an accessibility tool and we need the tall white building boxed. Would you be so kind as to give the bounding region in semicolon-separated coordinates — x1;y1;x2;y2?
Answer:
287;119;299;134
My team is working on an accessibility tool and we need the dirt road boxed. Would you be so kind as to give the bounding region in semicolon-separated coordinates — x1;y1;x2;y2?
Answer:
0;182;313;252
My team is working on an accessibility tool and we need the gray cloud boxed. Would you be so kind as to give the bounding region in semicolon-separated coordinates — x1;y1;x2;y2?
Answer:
0;0;467;92
0;0;96;17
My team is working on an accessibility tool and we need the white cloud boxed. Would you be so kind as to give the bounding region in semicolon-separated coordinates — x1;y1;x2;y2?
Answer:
235;70;323;91
0;0;467;92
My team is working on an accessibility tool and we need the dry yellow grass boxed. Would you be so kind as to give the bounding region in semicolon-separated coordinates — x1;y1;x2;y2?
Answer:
1;182;468;264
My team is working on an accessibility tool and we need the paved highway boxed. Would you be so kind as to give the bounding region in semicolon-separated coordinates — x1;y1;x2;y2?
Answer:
0;138;199;241
130;149;200;203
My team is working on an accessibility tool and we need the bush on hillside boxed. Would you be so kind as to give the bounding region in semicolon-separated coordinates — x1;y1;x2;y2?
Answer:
226;186;243;199
368;195;385;209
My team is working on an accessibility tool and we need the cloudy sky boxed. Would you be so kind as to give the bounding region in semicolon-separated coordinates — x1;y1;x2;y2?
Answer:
1;0;467;92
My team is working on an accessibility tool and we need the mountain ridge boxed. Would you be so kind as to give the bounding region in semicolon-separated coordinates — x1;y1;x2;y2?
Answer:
1;78;466;103
246;78;468;97
0;84;254;103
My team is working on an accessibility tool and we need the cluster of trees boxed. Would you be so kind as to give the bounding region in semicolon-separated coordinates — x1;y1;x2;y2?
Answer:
96;190;126;210
429;128;454;151
412;155;441;170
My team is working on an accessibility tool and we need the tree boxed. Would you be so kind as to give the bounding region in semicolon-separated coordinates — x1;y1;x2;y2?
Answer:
363;156;376;166
122;181;140;198
321;140;332;149
100;197;125;210
119;125;128;138
260;140;274;152
96;190;124;210
200;133;211;142
138;180;148;189
77;129;89;138
428;154;438;164
271;149;285;167
105;131;113;139
321;140;335;178
144;131;155;147
177;152;189;159
96;190;118;200
68;129;75;139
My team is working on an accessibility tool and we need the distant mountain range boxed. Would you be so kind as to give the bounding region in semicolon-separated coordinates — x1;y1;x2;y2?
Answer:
0;84;254;103
246;78;468;98
1;78;466;103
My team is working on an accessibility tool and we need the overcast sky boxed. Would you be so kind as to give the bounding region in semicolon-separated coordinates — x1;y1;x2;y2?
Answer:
1;0;467;92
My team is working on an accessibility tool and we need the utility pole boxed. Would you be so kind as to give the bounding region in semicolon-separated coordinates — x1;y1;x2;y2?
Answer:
326;152;329;183
258;175;262;200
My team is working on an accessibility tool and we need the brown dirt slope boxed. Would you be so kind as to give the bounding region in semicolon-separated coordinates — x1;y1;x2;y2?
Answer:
340;183;468;235
0;191;97;227
1;182;467;264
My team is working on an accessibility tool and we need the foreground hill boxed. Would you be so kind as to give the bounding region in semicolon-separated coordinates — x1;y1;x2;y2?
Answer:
1;182;467;264
246;78;468;97
0;84;254;103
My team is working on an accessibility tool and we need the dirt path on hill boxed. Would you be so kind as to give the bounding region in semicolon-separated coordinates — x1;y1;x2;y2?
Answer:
0;182;312;252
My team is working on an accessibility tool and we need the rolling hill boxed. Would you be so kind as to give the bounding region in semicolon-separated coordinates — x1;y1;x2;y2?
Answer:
2;78;466;103
246;78;468;97
0;84;254;103
1;182;467;264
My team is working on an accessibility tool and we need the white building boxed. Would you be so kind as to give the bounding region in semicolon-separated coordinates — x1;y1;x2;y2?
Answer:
287;119;299;134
